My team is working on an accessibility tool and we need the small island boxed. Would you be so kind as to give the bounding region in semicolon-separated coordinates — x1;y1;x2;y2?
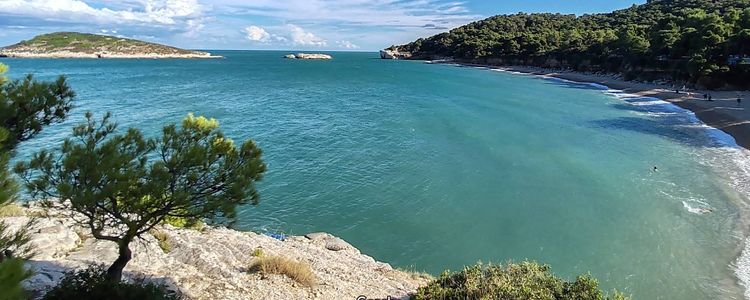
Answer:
0;32;221;59
284;53;333;60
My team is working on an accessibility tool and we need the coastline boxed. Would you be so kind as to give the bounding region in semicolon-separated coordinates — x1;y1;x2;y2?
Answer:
482;65;750;150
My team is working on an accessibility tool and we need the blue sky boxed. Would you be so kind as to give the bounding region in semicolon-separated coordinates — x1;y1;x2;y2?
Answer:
0;0;645;51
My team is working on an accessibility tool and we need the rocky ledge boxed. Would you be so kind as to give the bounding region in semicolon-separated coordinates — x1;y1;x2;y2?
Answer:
2;205;429;299
284;53;333;60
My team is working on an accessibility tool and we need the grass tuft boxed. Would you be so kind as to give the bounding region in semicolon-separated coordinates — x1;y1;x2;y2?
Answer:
251;248;264;257
248;255;316;287
151;230;172;253
397;265;433;281
0;203;25;217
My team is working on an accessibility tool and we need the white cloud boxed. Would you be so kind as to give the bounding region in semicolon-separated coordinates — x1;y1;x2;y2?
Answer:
287;24;326;47
245;24;357;48
0;0;481;50
244;25;270;42
214;0;479;29
143;0;202;24
0;0;204;28
336;40;359;49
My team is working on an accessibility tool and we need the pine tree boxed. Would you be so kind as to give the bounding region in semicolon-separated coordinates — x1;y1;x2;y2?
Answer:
16;112;266;281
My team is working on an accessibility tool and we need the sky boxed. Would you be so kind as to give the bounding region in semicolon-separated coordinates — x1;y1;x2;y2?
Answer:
0;0;646;51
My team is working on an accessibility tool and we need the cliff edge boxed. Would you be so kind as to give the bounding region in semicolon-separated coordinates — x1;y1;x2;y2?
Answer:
2;204;429;299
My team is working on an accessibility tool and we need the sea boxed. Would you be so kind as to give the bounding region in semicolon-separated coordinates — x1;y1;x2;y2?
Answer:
5;51;750;299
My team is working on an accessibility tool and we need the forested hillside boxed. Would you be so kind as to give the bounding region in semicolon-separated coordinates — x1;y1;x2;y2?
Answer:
393;0;750;89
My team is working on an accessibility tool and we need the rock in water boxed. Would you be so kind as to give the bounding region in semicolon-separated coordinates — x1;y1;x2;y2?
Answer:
284;53;333;60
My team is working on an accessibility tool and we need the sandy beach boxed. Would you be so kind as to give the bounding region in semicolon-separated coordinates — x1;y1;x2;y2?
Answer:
495;66;750;150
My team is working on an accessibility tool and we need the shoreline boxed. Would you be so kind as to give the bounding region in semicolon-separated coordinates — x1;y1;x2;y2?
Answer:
451;63;750;299
464;64;750;150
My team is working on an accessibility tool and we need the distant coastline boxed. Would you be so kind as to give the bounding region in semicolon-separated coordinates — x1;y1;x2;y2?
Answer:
0;32;223;59
434;62;750;151
0;50;222;59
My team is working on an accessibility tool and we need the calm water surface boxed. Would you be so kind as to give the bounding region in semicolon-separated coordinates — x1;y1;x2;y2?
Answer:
5;51;750;299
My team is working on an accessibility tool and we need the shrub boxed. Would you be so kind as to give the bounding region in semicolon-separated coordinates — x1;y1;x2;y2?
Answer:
249;255;316;287
41;266;182;300
413;261;628;300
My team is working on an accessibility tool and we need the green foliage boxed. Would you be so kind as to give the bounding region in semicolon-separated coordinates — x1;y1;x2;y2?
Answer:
0;63;7;85
398;0;750;88
16;112;266;281
0;64;69;259
0;63;72;299
0;64;13;205
0;74;74;150
0;258;32;300
0;207;33;260
413;261;629;300
161;215;205;230
0;128;16;205
41;266;182;300
0;216;32;259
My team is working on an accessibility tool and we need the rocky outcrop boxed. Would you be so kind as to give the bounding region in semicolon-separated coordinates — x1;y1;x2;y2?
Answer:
284;53;333;60
380;48;412;60
2;205;429;299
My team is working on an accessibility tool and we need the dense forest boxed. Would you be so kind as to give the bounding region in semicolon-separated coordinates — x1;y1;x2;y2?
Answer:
393;0;750;89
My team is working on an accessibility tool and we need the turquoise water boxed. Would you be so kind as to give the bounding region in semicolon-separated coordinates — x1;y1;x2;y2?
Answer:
5;51;750;299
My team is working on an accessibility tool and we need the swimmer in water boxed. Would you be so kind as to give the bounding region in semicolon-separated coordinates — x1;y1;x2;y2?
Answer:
653;166;659;172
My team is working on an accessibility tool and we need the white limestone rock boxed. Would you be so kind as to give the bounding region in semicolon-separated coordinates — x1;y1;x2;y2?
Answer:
285;53;333;60
2;205;430;300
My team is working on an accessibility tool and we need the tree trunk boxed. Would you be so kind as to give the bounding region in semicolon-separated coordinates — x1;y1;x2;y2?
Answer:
106;240;132;281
